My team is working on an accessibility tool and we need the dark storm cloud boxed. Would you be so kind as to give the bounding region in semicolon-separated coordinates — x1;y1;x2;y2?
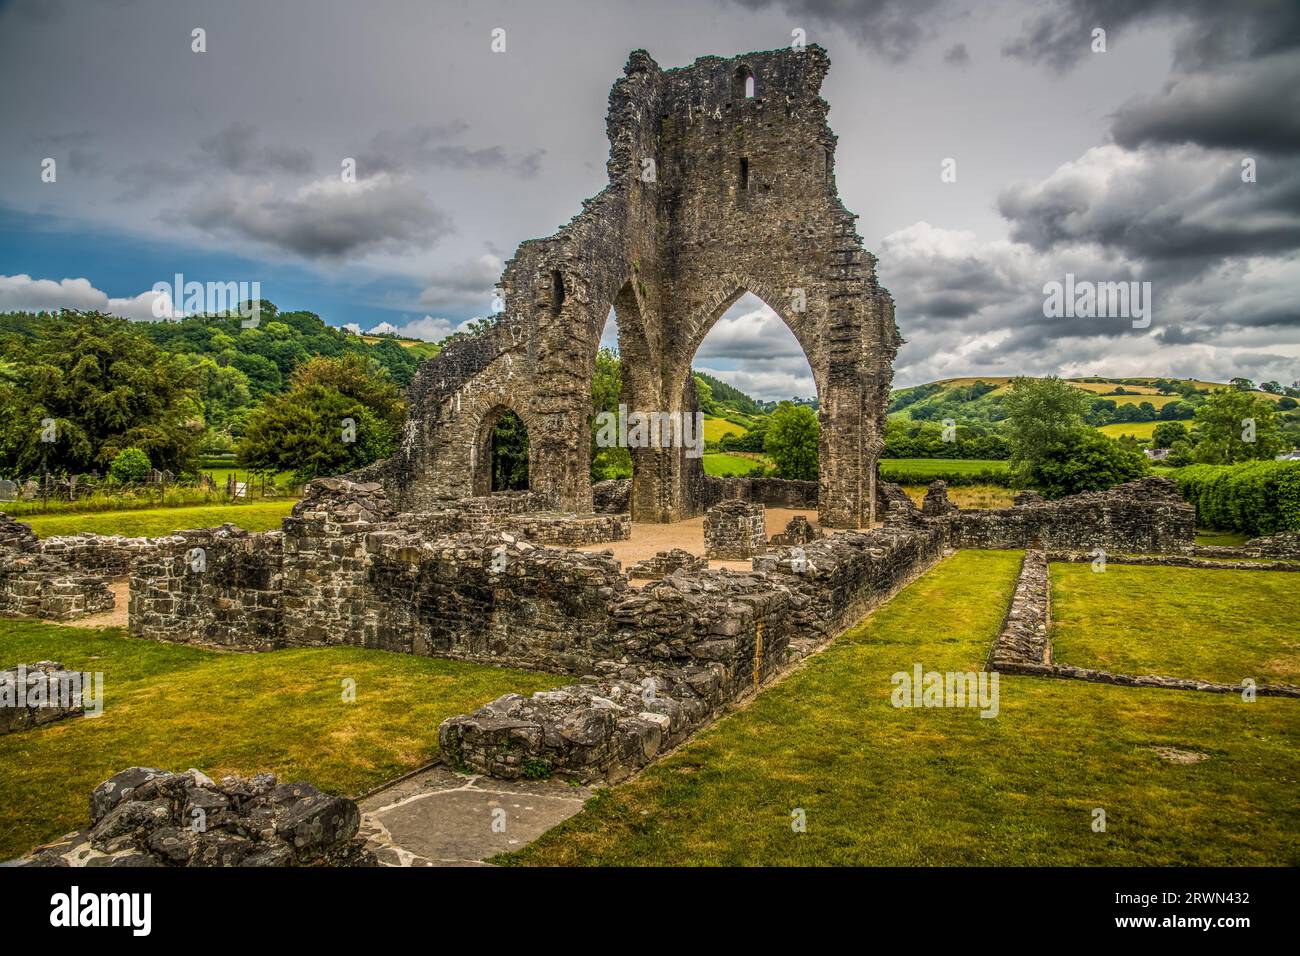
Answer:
1002;0;1300;74
720;0;944;62
942;42;970;66
1111;54;1300;154
198;122;315;176
360;124;544;178
997;146;1300;262
182;174;452;260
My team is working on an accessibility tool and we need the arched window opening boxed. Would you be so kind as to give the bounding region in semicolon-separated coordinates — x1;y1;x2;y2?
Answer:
489;409;529;491
732;66;755;100
739;157;750;191
691;292;819;483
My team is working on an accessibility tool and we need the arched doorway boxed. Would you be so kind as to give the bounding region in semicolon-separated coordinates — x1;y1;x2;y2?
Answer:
473;405;530;495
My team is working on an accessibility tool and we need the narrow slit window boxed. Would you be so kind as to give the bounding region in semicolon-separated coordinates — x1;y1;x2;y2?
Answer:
745;74;755;98
739;157;749;191
551;270;565;312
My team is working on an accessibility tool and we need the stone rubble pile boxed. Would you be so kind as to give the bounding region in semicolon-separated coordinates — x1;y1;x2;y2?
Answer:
15;767;373;867
0;661;84;735
626;548;708;579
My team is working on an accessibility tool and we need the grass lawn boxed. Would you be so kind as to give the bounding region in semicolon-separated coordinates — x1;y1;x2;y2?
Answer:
1096;421;1158;440
19;500;297;538
879;458;1008;475
1051;563;1300;686
901;484;1015;509
702;453;769;477
0;619;561;860
505;550;1299;866
1196;528;1250;547
702;416;748;442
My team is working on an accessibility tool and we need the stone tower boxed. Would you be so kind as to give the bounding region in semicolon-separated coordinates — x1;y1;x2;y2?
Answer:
372;45;899;527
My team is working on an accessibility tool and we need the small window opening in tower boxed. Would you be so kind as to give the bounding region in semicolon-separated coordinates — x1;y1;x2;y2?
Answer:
552;270;565;312
740;157;749;191
733;65;755;100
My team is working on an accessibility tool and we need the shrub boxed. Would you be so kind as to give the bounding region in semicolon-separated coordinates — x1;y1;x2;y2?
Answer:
108;447;151;484
1174;461;1300;535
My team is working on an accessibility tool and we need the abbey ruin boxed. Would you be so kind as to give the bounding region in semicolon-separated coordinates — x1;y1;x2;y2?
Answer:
360;45;899;528
4;47;1247;808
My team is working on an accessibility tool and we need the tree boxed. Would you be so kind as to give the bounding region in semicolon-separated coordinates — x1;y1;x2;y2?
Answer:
1151;421;1189;449
488;411;529;491
108;447;151;484
0;312;201;476
589;348;631;480
764;401;818;481
1029;430;1149;498
1192;389;1286;464
237;354;405;481
1002;377;1090;484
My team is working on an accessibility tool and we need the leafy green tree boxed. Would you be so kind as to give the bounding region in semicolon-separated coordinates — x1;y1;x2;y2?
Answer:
589;348;631;480
488;410;530;490
1002;377;1090;484
0;312;201;476
237;354;406;481
1192;389;1286;464
1029;430;1149;498
1151;421;1189;449
108;447;151;484
764;401;819;481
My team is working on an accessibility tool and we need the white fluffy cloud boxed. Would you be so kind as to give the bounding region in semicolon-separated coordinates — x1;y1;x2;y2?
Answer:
0;274;174;322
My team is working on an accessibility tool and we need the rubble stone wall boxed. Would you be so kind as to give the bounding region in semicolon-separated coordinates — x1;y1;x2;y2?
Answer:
704;501;767;558
129;526;284;650
949;478;1194;554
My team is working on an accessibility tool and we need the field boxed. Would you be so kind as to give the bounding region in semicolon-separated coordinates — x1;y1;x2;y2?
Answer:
0;619;561;860
1051;564;1300;686
702;416;749;442
21;500;296;538
503;550;1300;866
702;453;769;477
1097;421;1158;440
900;484;1015;509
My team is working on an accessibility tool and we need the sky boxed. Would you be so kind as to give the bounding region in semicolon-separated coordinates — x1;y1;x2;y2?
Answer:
1;0;1297;400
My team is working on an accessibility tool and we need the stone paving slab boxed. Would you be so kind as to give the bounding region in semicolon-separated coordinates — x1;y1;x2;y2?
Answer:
357;764;592;866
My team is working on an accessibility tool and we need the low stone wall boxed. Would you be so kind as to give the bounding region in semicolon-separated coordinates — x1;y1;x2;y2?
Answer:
755;523;948;646
591;479;631;514
703;476;819;510
770;514;822;546
987;550;1300;698
38;533;160;576
0;562;115;620
1049;550;1300;572
1246;531;1300;559
15;767;372;867
498;511;631;546
950;477;1194;554
440;665;729;783
0;661;84;734
129;526;283;649
704;501;766;559
987;551;1051;669
626;548;707;579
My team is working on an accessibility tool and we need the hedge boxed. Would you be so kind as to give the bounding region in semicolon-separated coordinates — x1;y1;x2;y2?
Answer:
878;465;1015;487
1173;461;1300;536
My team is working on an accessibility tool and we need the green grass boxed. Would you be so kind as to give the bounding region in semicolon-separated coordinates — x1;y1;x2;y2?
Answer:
702;453;769;477
504;550;1300;866
1196;528;1250;547
20;500;297;538
0;619;561;860
1051;563;1300;686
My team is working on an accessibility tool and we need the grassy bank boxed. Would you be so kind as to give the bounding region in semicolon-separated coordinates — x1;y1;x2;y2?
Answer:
0;620;561;860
